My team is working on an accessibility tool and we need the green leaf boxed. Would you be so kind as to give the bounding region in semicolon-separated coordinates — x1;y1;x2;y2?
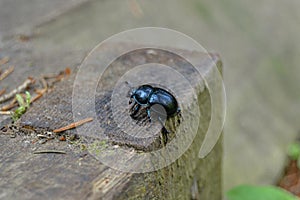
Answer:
226;185;298;200
25;91;31;108
15;94;25;107
288;143;300;160
12;106;26;122
11;92;31;122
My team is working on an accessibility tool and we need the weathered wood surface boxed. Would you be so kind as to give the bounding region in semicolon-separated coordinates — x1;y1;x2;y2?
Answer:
0;43;222;200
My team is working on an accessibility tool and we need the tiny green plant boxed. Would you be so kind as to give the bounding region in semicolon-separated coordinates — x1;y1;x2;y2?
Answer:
11;91;31;122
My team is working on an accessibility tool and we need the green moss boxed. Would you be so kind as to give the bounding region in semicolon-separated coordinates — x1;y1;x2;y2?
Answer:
87;140;108;156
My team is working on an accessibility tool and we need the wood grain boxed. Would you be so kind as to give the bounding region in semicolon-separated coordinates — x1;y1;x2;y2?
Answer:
0;43;222;199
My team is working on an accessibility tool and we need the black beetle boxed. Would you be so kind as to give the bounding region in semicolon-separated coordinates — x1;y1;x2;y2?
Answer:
128;84;180;121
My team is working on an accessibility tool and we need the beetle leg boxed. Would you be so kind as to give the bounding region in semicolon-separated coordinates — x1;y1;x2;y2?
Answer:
176;108;182;123
129;102;136;114
140;115;149;125
161;127;169;145
129;98;133;105
130;103;141;118
177;107;181;113
146;108;152;122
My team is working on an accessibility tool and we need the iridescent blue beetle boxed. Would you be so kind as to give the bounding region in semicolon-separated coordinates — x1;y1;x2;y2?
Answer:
128;84;180;121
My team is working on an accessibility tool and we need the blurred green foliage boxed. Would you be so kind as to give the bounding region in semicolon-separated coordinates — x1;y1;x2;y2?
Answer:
227;185;298;200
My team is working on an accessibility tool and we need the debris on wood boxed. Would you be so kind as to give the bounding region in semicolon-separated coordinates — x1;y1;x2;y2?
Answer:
35;67;72;92
0;65;71;107
36;134;49;138
42;67;71;79
0;88;6;96
64;67;71;76
1;98;17;111
68;134;78;141
17;34;31;42
38;139;48;144
30;93;43;103
0;66;75;139
48;67;72;87
33;150;67;154
38;77;48;92
53;117;93;133
42;73;59;79
0;66;14;81
0;111;12;115
0;57;9;66
0;77;34;103
59;135;66;141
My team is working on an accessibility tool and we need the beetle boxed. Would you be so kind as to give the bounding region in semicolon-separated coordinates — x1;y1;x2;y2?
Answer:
128;84;180;122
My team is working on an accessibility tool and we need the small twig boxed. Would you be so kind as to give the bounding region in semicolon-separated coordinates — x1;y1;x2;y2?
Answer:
42;73;59;79
64;67;71;76
0;57;9;66
33;150;66;154
1;98;17;111
53;117;93;133
0;88;6;96
1;103;17;111
34;77;48;95
0;77;34;103
47;67;72;87
0;66;14;81
39;77;48;91
0;111;12;115
30;93;43;103
36;134;49;138
42;67;71;80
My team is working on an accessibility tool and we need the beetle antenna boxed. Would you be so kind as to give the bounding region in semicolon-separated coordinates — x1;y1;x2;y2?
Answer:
125;81;135;97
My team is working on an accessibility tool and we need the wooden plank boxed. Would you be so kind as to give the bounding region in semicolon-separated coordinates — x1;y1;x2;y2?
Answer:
0;43;222;199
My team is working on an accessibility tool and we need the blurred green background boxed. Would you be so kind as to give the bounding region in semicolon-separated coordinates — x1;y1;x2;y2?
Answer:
1;0;300;192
